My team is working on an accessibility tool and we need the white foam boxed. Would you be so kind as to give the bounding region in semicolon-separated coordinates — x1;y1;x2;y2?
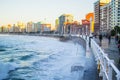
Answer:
32;39;86;80
0;35;88;80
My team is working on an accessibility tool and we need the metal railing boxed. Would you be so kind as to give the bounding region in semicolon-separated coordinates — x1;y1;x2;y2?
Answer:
83;35;120;80
79;34;120;80
57;34;120;80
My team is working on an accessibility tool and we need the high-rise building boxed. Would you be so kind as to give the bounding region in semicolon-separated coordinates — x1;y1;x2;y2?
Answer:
94;1;100;33
100;3;110;34
12;24;20;33
94;1;100;24
55;19;59;32
99;0;120;35
0;26;7;32
100;0;111;6
109;0;120;28
26;22;34;33
94;0;111;34
35;22;42;33
58;14;73;34
7;24;12;32
17;22;25;32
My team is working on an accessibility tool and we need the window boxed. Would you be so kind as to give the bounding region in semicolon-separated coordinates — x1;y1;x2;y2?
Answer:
118;20;120;22
118;11;120;13
118;17;120;19
118;14;120;16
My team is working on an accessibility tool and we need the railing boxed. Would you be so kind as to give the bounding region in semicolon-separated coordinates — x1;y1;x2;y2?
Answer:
80;34;120;80
42;33;120;80
69;34;120;80
37;33;119;80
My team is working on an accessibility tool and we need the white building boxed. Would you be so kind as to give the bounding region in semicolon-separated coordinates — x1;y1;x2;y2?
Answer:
94;0;120;34
35;22;41;33
99;0;120;31
26;22;33;33
109;0;120;28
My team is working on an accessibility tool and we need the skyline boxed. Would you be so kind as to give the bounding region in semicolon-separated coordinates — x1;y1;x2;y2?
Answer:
0;0;96;27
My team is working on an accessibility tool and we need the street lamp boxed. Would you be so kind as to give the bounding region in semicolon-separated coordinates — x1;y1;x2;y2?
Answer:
86;25;88;35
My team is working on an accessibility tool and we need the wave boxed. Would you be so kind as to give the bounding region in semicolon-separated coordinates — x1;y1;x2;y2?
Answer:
0;48;6;51
19;54;33;60
0;62;18;80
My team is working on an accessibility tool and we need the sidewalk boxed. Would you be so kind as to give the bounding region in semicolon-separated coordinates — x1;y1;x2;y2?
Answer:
94;37;120;69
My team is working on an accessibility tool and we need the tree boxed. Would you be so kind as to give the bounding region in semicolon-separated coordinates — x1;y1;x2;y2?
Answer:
114;26;120;34
111;29;116;36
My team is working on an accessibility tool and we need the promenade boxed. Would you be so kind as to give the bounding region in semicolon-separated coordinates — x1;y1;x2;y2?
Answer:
94;37;120;69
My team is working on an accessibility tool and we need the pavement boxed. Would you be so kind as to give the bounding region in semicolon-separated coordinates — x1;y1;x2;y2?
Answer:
94;37;120;69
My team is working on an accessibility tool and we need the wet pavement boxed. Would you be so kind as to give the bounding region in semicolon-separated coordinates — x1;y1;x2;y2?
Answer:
94;37;120;69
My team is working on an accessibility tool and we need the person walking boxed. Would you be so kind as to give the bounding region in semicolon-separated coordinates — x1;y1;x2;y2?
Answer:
115;34;119;44
118;39;120;67
99;33;103;46
108;34;111;44
118;39;120;54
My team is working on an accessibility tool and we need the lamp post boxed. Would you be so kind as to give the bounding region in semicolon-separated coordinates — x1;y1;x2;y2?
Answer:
85;25;88;39
86;25;87;35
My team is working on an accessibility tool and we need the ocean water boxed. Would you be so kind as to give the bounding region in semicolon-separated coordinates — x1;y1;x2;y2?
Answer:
0;34;88;80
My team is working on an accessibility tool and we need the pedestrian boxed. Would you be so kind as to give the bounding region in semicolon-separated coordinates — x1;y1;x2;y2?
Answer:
108;34;111;44
99;33;103;46
115;34;119;44
89;33;93;47
118;39;120;54
118;39;120;44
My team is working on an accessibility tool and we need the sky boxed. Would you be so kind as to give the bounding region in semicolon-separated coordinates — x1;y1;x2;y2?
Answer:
0;0;97;27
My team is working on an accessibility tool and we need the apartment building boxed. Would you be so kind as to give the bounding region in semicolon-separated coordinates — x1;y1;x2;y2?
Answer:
58;14;73;34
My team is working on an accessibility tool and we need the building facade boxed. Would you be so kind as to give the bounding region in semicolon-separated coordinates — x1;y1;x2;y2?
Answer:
100;3;110;34
58;14;73;34
94;0;112;34
35;22;42;33
64;21;81;34
26;22;34;33
55;19;59;32
109;0;120;28
81;13;94;35
41;24;51;32
94;1;100;24
94;1;100;33
17;22;26;33
99;0;120;35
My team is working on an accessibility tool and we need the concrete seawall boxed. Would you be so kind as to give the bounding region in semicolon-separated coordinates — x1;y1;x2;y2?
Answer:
70;36;99;80
71;36;86;52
